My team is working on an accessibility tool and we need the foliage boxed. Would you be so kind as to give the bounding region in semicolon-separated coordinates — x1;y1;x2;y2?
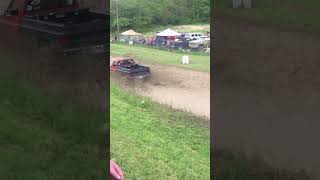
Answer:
110;0;210;32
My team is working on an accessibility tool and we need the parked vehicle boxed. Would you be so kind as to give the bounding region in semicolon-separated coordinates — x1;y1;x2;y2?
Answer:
170;37;189;50
184;32;203;41
189;39;209;51
0;0;108;55
110;58;151;79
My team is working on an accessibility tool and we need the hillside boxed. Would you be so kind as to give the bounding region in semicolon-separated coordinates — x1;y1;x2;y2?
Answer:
110;0;210;32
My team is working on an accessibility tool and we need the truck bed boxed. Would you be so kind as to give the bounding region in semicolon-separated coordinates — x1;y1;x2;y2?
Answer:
19;8;108;54
21;8;108;36
118;65;151;79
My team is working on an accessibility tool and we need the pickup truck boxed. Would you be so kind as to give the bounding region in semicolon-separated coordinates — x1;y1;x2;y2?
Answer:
169;37;189;50
110;58;151;79
189;38;210;51
0;0;108;54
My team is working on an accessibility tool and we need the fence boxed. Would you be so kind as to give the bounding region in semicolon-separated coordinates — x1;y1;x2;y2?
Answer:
113;41;210;56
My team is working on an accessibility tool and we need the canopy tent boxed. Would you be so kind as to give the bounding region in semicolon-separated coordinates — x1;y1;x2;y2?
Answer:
121;30;142;36
156;28;181;37
120;30;143;44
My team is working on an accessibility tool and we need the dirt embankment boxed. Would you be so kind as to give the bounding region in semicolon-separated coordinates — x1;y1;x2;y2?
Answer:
213;16;320;178
111;57;210;119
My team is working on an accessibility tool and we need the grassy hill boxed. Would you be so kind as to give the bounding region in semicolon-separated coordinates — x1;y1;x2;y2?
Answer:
0;72;106;180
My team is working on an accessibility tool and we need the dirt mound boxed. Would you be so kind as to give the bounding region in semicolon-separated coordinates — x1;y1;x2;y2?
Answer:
110;57;210;119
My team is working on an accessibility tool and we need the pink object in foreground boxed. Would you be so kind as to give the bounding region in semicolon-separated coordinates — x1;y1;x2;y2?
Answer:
110;160;124;180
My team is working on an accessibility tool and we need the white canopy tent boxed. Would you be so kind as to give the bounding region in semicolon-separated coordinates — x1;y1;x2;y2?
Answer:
121;30;142;36
156;28;181;37
120;30;143;44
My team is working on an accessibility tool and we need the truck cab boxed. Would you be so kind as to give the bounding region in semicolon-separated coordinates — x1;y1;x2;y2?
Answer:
0;0;108;54
110;58;151;79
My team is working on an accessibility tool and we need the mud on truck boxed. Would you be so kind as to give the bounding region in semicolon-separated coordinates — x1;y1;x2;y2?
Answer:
0;0;108;55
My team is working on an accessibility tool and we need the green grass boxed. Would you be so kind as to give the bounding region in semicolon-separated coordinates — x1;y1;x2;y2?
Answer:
110;83;314;180
214;149;313;180
215;0;320;32
0;72;106;180
110;83;210;179
111;43;210;72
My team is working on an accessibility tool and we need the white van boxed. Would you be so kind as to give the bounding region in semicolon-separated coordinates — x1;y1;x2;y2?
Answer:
184;33;203;40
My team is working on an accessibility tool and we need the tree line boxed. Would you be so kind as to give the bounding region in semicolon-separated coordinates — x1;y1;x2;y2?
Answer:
110;0;210;32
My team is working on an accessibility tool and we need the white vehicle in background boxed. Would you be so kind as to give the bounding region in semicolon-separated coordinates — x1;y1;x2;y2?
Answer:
188;37;210;51
185;32;203;40
199;35;209;40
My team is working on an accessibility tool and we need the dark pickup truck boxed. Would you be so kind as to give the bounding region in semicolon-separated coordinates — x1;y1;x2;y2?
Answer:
0;0;108;54
170;37;189;50
110;58;151;79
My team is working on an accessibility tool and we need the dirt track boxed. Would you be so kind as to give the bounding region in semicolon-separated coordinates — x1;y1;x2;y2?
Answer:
214;16;320;178
111;57;210;119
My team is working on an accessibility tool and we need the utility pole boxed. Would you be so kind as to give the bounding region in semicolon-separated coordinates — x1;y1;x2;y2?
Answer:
116;0;120;35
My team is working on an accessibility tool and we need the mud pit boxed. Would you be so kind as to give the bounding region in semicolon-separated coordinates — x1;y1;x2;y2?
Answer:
110;57;210;119
214;16;320;178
